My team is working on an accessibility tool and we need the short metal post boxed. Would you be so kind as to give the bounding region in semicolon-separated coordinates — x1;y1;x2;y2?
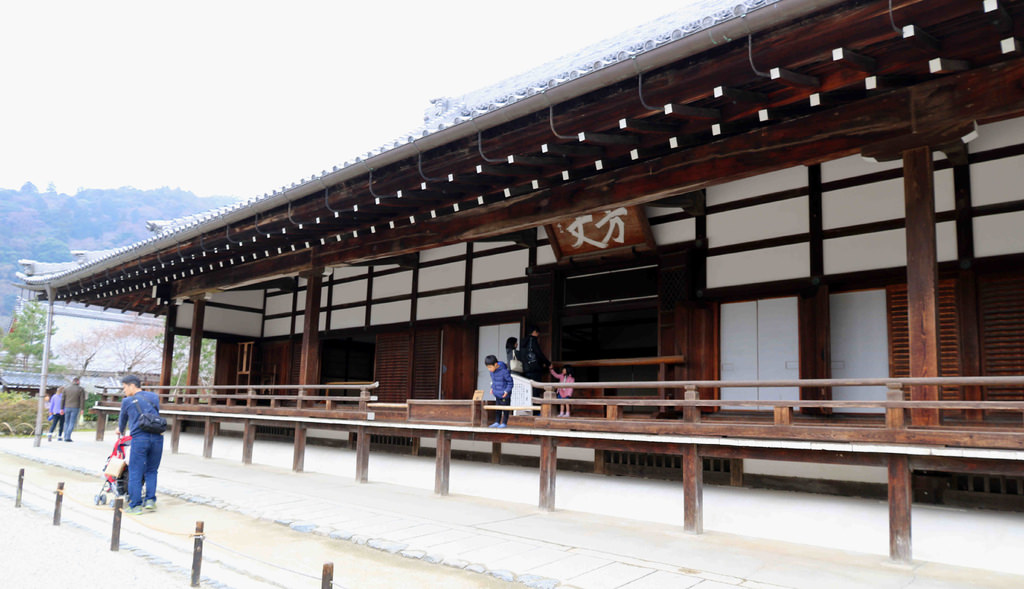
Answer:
191;521;205;587
53;482;64;525
111;498;123;551
15;468;24;507
321;562;334;589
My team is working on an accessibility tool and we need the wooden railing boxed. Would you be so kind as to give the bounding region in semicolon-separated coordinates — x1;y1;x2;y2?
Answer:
96;382;380;412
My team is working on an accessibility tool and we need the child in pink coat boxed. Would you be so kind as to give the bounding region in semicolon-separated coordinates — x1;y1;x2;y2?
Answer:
550;365;575;417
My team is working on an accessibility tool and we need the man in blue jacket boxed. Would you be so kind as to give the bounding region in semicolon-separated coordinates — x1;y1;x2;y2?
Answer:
116;375;164;515
485;355;513;428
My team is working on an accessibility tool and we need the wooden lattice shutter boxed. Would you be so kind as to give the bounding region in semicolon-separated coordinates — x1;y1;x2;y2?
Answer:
411;328;442;400
979;272;1024;402
886;280;962;401
375;332;410;403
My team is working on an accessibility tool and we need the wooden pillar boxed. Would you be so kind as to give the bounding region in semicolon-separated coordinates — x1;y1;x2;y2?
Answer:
954;159;982;422
729;459;744;487
491;442;502;464
594;450;606;475
186;298;206;404
299;271;322;387
292;424;306;472
160;304;177;388
202;417;214;459
355;426;369;483
242;420;255;465
888;454;913;563
798;286;831;414
903;147;940;426
539;437;557;511
94;412;106;441
434;431;451;496
171;417;182;454
682;444;703;534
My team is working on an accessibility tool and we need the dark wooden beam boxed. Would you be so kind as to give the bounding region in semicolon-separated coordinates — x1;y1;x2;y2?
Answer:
902;24;941;52
984;0;1014;34
541;142;604;157
299;271;322;387
577;131;641;146
831;47;877;73
929;58;970;74
507;154;569;168
903;146;940;427
770;67;820;88
618;118;680;135
476;163;540;177
663;103;720;120
713;86;766;104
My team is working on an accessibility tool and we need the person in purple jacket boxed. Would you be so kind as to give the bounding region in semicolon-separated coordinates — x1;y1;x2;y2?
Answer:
485;355;513;428
47;389;64;442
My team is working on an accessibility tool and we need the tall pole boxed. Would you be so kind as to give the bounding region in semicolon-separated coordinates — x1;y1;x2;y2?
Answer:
33;285;56;448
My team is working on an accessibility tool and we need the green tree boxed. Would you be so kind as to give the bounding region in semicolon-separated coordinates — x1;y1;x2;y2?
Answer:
168;335;216;386
0;301;57;369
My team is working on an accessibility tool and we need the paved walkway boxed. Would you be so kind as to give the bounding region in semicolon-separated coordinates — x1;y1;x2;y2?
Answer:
2;431;1023;589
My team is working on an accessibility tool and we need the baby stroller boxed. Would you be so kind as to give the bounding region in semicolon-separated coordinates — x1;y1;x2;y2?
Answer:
94;434;131;507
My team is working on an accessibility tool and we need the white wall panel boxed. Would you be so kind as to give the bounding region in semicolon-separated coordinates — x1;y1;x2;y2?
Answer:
263;317;291;338
418;262;465;293
208;290;263;309
332;280;367;305
934;168;954;213
706;167;806;206
319;311;326;332
829;290;887;413
975;211;1024;258
536;244;557;266
417;293;463;321
824;223;956;275
706;243;809;289
472;250;529;284
821;154;901;182
175;303;193;330
651;217;696;247
972;116;1024;152
264;294;292;315
420;243;466;263
293;315;303;335
203;307;262;337
474;241;509;252
331;266;367;280
330;307;364;330
707;197;808;247
370;300;410;326
373;271;413;298
971;156;1024;207
823;178;902;229
720;298;799;405
471;283;528;315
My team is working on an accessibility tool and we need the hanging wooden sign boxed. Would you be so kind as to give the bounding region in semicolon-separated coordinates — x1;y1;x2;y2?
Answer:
546;206;654;260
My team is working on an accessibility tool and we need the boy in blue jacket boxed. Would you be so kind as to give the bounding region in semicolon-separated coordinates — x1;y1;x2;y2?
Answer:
485;354;513;428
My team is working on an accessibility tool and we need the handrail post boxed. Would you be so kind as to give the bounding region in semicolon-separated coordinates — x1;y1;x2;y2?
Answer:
683;386;700;423
886;384;905;429
541;385;555;418
191;521;205;587
359;387;370;412
297;388;305;410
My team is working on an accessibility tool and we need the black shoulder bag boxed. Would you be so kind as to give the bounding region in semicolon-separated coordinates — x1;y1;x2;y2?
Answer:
132;395;167;434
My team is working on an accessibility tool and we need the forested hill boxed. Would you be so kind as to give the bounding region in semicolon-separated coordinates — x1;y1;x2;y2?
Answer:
0;182;238;321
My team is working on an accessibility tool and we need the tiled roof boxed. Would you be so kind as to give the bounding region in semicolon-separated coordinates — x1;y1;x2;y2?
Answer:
0;371;69;390
16;0;787;287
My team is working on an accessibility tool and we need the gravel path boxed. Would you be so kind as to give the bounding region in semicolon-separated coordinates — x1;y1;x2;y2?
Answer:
1;495;190;588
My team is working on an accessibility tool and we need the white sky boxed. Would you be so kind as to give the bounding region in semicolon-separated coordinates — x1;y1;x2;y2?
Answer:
2;1;689;200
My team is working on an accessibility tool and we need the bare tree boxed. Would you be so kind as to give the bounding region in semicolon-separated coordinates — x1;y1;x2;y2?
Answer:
106;322;162;374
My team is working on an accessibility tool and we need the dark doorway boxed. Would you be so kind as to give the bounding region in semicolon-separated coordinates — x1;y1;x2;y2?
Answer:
321;337;375;383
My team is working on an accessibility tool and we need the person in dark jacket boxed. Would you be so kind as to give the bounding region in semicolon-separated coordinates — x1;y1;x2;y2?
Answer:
117;375;164;514
521;326;550;391
61;377;86;442
485;355;513;428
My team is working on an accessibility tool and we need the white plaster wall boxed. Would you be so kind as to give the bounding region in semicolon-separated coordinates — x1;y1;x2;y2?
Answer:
264;294;292;316
972;116;1024;152
330;307;365;330
974;210;1024;258
373;271;413;298
706;243;809;288
823;178;903;229
332;280;368;305
418;262;465;292
332;266;368;280
175;303;193;330
370;300;411;326
707;197;808;247
203;307;262;337
472;250;529;284
706;167;806;206
292;315;303;335
823;222;956;275
474;241;510;252
820;154;901;182
417;293;464;321
420;243;466;263
471;283;528;315
650;217;696;247
743;460;887;483
263;317;291;338
536;244;557;266
971;156;1024;207
208;289;263;309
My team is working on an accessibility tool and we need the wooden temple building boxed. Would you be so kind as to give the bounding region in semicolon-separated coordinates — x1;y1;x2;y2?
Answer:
16;0;1024;563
